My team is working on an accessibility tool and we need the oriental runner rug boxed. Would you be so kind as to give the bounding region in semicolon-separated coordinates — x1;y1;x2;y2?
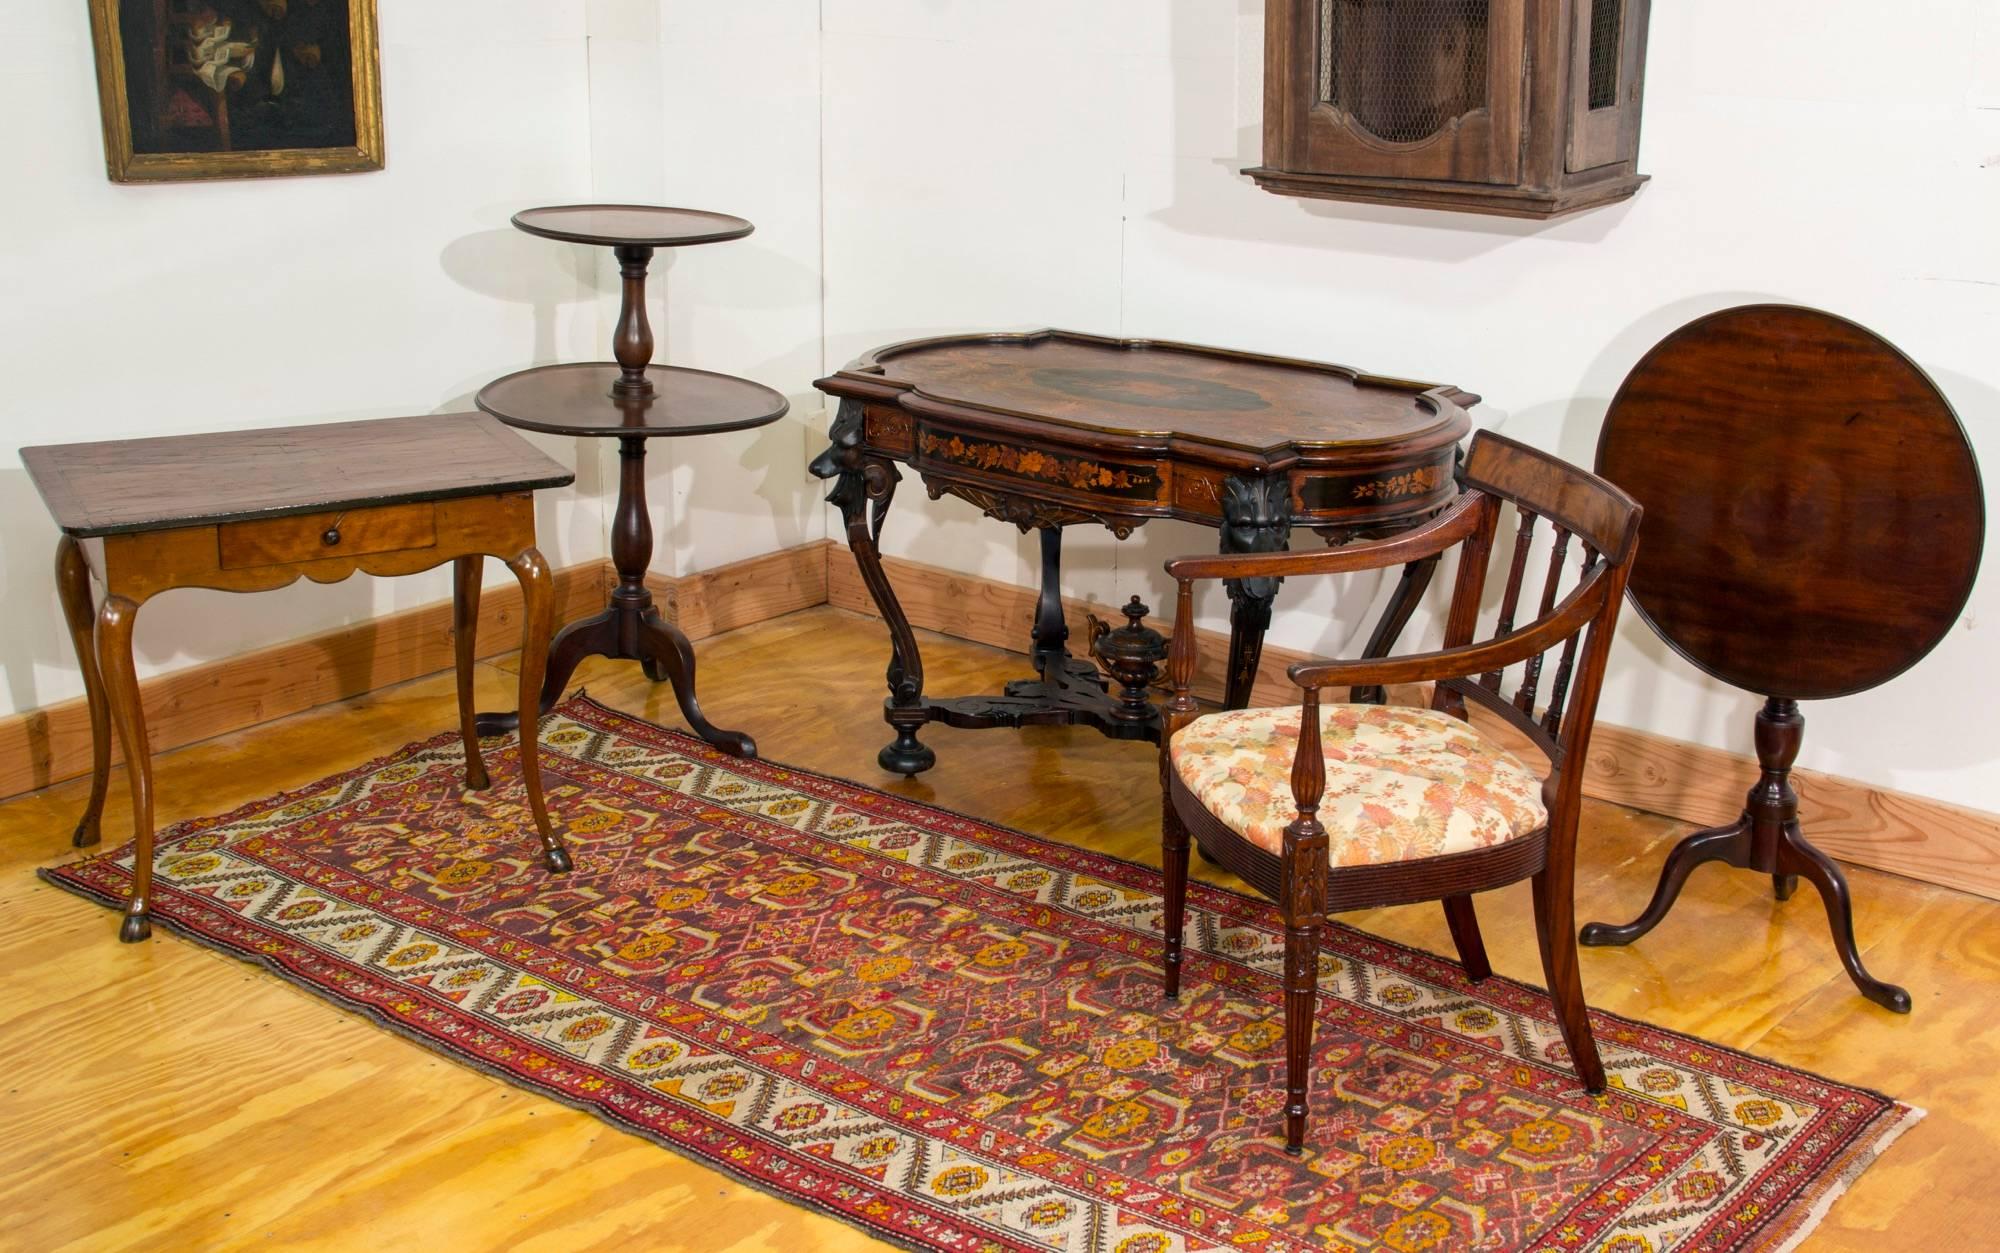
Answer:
46;696;1916;1253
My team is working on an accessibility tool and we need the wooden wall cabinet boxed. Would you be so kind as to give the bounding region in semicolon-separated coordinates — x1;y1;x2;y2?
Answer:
1250;0;1651;219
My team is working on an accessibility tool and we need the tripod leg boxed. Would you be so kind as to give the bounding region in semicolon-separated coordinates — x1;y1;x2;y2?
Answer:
637;610;756;759
1779;826;1911;1013
1579;819;1749;947
474;608;616;737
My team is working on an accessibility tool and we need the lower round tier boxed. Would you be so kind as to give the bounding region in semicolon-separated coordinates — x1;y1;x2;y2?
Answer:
477;362;789;438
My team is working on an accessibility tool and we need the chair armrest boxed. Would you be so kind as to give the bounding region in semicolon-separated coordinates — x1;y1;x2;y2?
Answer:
1162;490;1488;583
1286;570;1609;690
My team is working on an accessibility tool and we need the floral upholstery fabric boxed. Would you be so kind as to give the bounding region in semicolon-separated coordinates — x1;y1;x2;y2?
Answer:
1170;703;1547;866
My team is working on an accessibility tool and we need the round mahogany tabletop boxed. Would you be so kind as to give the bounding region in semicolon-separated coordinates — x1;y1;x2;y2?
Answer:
478;363;789;438
511;204;754;249
1597;304;1983;702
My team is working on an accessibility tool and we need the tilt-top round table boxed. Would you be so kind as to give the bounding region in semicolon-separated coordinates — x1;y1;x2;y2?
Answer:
474;205;789;757
1578;304;1984;1013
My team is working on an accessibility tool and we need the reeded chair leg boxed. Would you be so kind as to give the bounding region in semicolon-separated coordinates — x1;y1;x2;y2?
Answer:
1276;708;1331;1156
1531;868;1605;1091
1162;805;1190;1000
1281;921;1318;1154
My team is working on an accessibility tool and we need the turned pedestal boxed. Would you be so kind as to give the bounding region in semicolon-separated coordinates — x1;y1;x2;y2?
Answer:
471;205;788;757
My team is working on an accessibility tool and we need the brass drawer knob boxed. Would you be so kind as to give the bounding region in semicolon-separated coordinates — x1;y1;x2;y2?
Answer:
321;527;342;547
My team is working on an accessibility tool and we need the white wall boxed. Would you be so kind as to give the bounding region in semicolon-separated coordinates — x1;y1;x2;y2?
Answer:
7;2;1997;818
816;0;2000;812
0;2;611;717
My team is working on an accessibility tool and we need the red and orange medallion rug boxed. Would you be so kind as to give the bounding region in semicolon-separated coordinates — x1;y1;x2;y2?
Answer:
47;697;1915;1253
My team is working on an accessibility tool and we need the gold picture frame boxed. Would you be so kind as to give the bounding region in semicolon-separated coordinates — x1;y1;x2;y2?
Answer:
87;0;384;183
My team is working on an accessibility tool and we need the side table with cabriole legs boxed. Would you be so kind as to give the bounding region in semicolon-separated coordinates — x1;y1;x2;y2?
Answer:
470;205;789;758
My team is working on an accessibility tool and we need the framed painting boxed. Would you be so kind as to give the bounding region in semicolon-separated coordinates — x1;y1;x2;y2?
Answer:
87;0;384;182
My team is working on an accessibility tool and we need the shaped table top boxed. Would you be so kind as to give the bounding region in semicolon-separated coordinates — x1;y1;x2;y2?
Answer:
815;329;1475;461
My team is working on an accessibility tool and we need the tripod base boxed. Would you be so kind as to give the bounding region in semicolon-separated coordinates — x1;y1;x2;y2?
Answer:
474;600;757;760
1580;697;1910;1014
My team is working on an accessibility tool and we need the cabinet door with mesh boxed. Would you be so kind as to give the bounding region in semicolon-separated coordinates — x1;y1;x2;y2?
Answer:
1292;0;1525;184
1567;0;1646;171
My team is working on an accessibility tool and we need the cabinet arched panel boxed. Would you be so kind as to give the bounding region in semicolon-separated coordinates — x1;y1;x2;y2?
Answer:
1302;0;1524;184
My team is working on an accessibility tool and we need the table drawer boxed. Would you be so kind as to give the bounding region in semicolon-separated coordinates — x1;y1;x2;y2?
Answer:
219;502;438;569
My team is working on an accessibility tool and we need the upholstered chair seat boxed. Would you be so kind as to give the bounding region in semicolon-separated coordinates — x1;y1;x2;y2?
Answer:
1169;703;1547;865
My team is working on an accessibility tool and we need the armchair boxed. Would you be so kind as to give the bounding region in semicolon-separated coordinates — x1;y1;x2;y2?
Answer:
1158;431;1641;1153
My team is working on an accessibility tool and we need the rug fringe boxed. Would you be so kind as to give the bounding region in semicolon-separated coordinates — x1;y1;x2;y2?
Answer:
1765;1103;1925;1253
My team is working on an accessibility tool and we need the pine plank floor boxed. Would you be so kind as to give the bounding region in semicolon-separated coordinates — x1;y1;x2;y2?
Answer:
2;606;1995;1250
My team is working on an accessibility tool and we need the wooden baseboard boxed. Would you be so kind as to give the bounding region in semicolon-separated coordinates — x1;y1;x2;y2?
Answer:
0;562;608;802
825;544;2000;901
647;541;835;642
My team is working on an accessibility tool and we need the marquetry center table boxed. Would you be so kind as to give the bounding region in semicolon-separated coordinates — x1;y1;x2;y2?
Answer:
23;413;578;943
812;329;1477;775
470;204;790;759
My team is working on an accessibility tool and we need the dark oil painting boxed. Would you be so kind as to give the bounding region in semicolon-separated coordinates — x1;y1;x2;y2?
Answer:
90;0;381;180
119;1;356;154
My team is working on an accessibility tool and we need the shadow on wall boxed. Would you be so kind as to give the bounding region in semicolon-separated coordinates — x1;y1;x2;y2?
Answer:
658;242;828;570
714;400;824;554
438;215;611;578
438;225;600;368
667;334;830;565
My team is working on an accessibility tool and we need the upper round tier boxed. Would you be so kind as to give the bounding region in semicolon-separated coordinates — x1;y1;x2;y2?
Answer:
510;204;754;249
478;363;789;438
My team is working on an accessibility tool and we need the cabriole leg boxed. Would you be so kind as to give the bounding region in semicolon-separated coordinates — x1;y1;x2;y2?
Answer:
96;595;152;942
1579;820;1748;947
508;547;572;875
1779;825;1911;1013
55;537;111;847
636;610;757;758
